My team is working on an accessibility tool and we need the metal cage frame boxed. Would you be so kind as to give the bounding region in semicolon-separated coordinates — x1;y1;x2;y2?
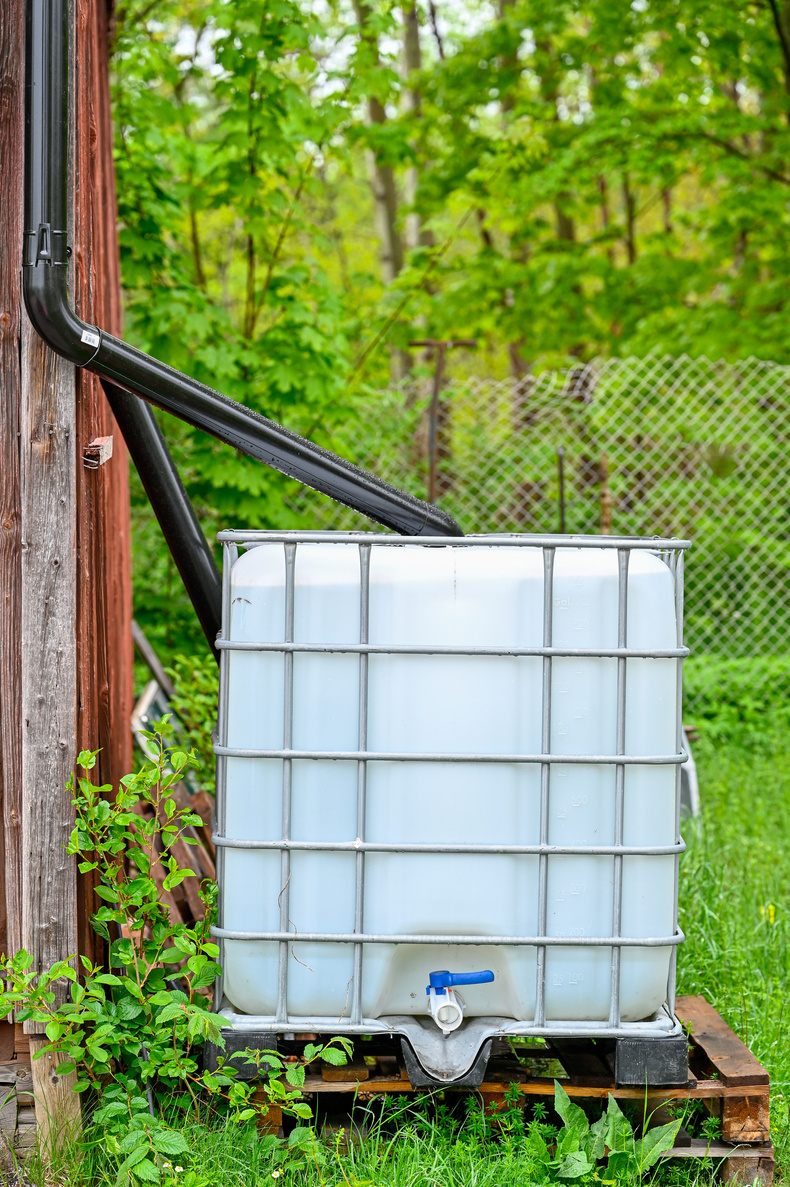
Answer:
212;531;690;1042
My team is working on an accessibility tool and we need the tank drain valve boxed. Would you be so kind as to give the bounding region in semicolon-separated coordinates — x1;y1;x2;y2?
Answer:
426;969;494;1035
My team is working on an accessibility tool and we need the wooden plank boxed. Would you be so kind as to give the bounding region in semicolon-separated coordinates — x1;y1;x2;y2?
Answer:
666;1139;774;1186
676;995;769;1087
20;312;79;1019
28;1036;81;1154
0;0;25;967
298;1074;763;1100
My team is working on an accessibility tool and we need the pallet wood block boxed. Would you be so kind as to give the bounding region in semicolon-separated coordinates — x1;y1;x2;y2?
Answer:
676;996;770;1143
252;1086;282;1136
322;1062;370;1083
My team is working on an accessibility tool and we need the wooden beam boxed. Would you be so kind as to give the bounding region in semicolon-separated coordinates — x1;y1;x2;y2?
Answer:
0;0;25;982
73;0;133;967
19;314;79;1003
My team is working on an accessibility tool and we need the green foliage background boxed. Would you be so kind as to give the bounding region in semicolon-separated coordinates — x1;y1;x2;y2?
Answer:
110;0;790;660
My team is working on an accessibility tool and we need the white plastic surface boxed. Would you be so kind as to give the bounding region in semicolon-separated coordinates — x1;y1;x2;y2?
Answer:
221;540;678;1024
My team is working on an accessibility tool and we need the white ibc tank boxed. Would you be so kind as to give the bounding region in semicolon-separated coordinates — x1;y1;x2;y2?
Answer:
219;536;681;1027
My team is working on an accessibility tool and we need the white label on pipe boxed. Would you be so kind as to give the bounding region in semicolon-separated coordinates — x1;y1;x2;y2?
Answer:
81;329;100;348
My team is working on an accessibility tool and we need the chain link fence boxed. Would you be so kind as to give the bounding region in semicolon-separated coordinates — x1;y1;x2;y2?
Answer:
288;354;790;659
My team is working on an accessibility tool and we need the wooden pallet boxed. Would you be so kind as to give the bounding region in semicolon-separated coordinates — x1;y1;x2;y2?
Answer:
296;996;773;1185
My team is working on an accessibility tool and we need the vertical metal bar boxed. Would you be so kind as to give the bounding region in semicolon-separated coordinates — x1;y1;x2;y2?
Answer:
276;542;297;1025
668;548;685;1017
214;541;237;1011
535;546;555;1028
608;548;630;1028
352;544;372;1024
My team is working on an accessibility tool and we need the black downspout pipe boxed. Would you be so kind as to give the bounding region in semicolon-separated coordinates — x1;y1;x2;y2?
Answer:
23;0;463;545
101;381;222;654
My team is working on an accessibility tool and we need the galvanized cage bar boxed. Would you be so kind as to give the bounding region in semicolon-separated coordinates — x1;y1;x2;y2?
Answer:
351;544;371;1024
216;642;687;658
215;747;685;764
534;546;555;1029
213;927;684;946
212;839;683;856
213;531;690;1040
608;548;630;1028
668;548;686;1018
275;543;297;1023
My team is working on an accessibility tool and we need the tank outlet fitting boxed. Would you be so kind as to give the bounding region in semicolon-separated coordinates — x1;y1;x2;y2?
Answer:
426;969;494;1035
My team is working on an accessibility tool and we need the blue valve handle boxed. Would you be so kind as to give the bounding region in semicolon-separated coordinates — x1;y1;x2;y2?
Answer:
426;969;495;995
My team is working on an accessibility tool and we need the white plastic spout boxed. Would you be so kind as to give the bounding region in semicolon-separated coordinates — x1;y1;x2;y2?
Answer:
427;986;465;1034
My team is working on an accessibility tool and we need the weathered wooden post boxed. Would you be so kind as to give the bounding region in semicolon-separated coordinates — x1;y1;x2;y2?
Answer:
0;0;132;1149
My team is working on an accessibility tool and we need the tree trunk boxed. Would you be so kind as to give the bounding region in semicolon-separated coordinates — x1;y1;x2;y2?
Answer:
622;173;637;264
353;0;408;379
353;0;404;285
402;0;426;254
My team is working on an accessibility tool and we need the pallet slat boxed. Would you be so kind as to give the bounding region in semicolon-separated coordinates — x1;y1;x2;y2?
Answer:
676;996;769;1087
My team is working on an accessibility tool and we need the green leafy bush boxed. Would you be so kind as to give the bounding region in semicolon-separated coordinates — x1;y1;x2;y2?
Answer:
684;655;790;749
166;654;219;795
0;731;348;1182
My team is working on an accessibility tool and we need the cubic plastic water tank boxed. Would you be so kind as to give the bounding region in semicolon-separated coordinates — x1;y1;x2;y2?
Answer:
212;532;687;1047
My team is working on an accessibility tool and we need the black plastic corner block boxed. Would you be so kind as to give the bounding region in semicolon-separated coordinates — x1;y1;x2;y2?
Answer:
609;1033;690;1087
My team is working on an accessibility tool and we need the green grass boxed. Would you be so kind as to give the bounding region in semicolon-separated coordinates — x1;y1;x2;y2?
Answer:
31;702;790;1185
676;730;790;1180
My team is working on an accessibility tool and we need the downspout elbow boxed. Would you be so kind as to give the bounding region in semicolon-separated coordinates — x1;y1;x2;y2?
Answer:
22;231;100;366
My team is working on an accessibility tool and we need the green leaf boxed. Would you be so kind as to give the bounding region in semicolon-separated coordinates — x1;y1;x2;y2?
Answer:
115;1144;150;1184
603;1092;634;1155
554;1080;590;1145
319;1047;347;1067
156;1004;186;1024
288;1126;314;1147
152;1131;190;1156
285;1063;306;1088
157;948;184;965
131;1157;160;1183
585;1112;608;1161
120;1130;150;1154
118;997;145;1021
634;1119;681;1170
556;1150;595;1179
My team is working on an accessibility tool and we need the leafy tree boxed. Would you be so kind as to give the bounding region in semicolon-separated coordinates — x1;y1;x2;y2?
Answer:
110;0;790;657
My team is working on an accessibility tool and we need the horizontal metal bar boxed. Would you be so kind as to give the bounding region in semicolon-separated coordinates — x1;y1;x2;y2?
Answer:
215;639;689;659
215;746;687;765
212;836;686;856
218;531;692;550
218;1009;680;1040
212;928;684;947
